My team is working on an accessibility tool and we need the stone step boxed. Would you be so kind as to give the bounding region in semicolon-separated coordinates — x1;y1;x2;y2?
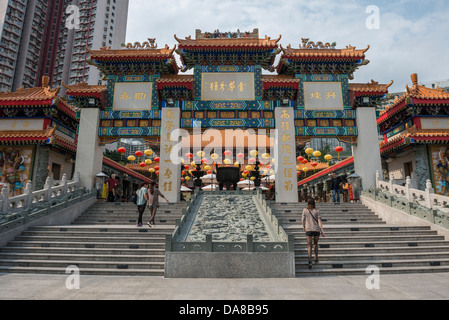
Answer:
0;252;165;262
285;225;432;232
293;245;449;255
1;246;164;255
293;240;449;248
0;266;164;276
295;265;449;276
28;226;174;233
280;220;385;225
13;236;167;244
294;251;449;261
292;235;445;242
0;259;165;270
19;231;171;238
295;258;449;270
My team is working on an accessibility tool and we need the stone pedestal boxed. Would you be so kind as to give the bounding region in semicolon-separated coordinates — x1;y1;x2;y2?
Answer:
74;108;104;191
353;106;383;190
275;107;298;203
158;108;181;203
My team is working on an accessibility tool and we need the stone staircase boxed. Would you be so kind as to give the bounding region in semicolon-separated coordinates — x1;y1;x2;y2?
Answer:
272;202;449;276
0;202;185;276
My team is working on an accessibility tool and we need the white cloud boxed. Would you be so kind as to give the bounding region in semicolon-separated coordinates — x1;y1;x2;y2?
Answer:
125;0;449;92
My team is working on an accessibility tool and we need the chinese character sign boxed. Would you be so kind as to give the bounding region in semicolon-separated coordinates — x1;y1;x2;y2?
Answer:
275;107;298;203
159;108;181;202
201;73;255;101
304;82;344;110
113;82;152;110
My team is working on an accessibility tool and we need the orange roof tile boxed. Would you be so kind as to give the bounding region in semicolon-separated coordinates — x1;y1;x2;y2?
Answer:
62;82;106;94
262;75;300;83
379;73;449;121
349;80;393;93
87;45;176;60
175;34;281;48
281;44;369;59
0;76;59;103
156;75;194;83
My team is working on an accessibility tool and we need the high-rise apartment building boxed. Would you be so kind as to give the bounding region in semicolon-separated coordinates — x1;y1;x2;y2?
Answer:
54;0;129;88
0;0;129;93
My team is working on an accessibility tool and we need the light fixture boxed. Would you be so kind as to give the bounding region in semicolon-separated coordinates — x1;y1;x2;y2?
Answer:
362;97;370;105
281;99;289;106
88;98;96;106
167;98;175;106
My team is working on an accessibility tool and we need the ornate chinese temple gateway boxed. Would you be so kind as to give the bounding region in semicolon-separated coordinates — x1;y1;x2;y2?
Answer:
63;28;392;203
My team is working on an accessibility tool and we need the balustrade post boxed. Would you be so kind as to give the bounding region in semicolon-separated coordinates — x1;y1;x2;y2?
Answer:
405;176;411;201
1;184;10;213
425;180;434;209
24;180;33;209
376;170;380;188
389;173;395;194
61;174;68;195
44;177;52;201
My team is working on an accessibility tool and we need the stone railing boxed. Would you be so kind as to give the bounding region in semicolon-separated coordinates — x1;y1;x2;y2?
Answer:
0;173;96;234
376;171;449;213
362;188;449;230
166;189;294;253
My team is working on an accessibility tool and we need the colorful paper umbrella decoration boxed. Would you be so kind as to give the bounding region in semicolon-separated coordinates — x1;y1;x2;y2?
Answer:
135;151;143;157
324;154;333;164
139;162;146;168
313;151;322;158
145;159;152;165
335;146;344;159
128;155;136;162
144;149;153;156
154;157;160;163
211;153;219;160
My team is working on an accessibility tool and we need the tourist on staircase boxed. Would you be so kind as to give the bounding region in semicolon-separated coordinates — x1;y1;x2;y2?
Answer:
136;182;149;227
146;182;169;228
331;173;343;204
302;198;325;269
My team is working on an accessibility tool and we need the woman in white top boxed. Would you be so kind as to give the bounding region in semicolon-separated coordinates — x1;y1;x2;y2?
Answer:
302;198;325;269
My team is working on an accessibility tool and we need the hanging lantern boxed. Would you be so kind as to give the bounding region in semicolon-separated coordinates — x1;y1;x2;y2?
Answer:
246;165;253;171
190;161;196;167
297;156;305;162
184;165;190;170
223;158;232;165
301;159;308;165
313;151;322;159
324;154;333;164
236;153;245;159
154;157;160;163
197;150;205;158
149;168;155;173
155;171;159;175
139;162;146;168
135;151;143;157
262;153;270;160
128;155;136;162
303;167;309;177
186;153;193;159
181;171;186;175
234;162;240;167
305;148;314;160
185;176;191;181
250;150;258;157
335;146;344;159
201;158;208;164
311;162;318;172
224;150;232;156
243;170;250;175
144;149;153;156
145;159;152;165
118;147;126;154
181;178;185;182
249;158;256;164
207;170;212;174
154;166;160;171
211;153;219;160
204;165;211;171
180;158;184;164
250;177;256;181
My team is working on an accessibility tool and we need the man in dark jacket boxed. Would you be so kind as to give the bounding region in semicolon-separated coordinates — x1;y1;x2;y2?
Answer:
331;173;343;203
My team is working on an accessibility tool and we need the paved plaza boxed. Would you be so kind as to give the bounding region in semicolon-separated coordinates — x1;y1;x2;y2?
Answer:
1;272;449;300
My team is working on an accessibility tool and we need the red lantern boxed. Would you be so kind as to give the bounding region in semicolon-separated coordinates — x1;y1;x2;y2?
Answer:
182;171;185;175
184;165;190;170
266;165;271;169
185;153;193;159
118;147;126;154
139;162;146;168
154;157;160;163
302;159;308;164
335;146;344;159
207;170;212;174
297;171;300;176
181;178;185;182
311;162;318;168
201;158;208;164
240;178;245;181
297;156;305;162
243;170;250;175
154;166;160;171
135;151;143;157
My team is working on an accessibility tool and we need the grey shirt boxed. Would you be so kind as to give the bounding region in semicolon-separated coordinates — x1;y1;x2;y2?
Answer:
302;208;321;232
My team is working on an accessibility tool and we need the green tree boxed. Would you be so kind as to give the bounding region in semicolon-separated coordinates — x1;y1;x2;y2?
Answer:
104;150;130;166
319;145;331;163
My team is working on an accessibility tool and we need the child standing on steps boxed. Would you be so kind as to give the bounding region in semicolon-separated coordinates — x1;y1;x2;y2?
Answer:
302;198;325;269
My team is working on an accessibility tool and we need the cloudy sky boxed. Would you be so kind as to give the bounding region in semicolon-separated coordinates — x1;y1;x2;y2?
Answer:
125;0;449;92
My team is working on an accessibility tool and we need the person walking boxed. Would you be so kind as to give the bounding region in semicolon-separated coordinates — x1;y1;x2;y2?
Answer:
302;198;325;269
106;174;119;203
136;182;149;227
331;173;343;204
146;182;169;228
